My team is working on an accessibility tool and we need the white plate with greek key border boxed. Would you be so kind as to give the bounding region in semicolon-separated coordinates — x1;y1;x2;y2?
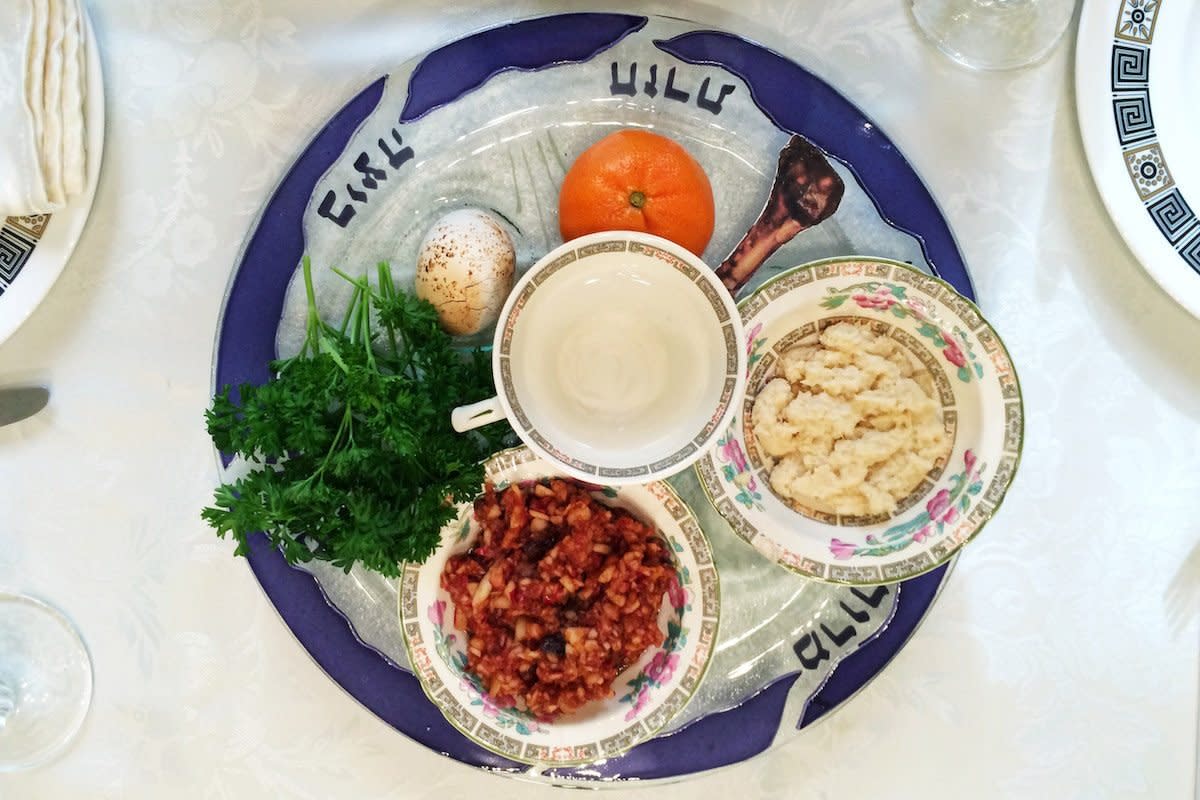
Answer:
398;446;719;766
1076;0;1200;318
0;9;103;347
696;257;1023;585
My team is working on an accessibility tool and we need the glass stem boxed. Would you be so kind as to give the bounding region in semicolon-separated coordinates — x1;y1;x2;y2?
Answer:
0;680;14;731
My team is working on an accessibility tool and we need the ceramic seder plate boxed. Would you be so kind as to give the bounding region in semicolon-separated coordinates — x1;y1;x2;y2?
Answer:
1076;0;1200;318
0;9;105;347
212;13;976;783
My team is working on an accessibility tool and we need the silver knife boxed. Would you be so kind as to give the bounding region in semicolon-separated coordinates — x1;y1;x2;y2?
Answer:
0;386;50;427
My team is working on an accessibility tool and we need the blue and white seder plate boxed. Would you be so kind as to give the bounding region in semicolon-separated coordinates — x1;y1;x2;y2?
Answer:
0;9;104;347
213;14;975;783
1076;0;1200;319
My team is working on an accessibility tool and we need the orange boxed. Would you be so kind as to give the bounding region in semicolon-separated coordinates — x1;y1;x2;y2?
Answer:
558;129;715;257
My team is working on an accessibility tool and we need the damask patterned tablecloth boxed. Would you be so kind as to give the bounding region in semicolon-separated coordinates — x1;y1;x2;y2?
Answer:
0;0;1197;797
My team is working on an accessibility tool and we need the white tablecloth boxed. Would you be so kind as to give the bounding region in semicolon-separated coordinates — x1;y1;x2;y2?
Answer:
2;1;1198;797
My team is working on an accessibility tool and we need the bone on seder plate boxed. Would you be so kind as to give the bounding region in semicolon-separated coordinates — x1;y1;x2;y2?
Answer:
715;136;845;294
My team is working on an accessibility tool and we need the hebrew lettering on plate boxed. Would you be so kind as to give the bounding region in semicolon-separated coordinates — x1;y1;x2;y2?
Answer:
851;585;889;608
839;599;871;624
610;61;638;96
696;77;735;115
353;153;387;190
664;67;690;103
378;129;414;170
789;584;892;673
642;64;659;97
318;121;416;229
609;61;735;114
792;630;832;670
821;621;856;648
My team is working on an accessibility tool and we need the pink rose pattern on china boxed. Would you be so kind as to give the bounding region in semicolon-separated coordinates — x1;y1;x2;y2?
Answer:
623;651;681;722
851;285;897;310
829;449;986;560
745;321;768;375
829;538;859;560
619;566;690;721
819;281;985;383
942;334;967;368
716;432;764;510
429;598;446;627
426;599;544;735
666;572;687;610
745;321;764;357
925;488;955;525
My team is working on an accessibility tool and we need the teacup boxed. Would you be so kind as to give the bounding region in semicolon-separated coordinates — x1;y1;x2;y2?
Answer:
452;231;745;484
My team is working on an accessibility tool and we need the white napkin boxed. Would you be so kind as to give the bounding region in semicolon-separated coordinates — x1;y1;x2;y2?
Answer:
0;0;87;217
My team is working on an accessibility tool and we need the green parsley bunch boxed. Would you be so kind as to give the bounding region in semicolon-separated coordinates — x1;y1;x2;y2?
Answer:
204;258;511;576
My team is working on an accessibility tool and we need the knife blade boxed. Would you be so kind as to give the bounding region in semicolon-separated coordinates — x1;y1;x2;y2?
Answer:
0;386;50;427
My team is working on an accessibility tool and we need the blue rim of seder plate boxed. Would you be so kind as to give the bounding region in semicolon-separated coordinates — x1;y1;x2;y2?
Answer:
213;13;970;782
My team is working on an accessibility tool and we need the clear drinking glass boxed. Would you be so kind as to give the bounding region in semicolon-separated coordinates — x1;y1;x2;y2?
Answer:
911;0;1078;71
0;591;93;771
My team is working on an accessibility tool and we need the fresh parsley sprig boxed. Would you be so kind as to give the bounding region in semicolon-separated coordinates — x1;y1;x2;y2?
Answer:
203;257;512;576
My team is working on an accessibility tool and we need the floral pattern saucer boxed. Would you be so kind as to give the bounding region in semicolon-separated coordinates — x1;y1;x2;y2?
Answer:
697;257;1024;585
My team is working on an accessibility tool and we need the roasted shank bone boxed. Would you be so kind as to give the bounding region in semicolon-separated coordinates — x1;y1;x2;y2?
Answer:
714;135;845;294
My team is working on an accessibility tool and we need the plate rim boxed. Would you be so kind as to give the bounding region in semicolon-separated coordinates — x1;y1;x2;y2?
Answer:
695;255;1025;586
1075;0;1200;319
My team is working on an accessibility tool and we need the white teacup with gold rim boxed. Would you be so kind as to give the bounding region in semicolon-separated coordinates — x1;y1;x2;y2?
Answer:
451;231;745;484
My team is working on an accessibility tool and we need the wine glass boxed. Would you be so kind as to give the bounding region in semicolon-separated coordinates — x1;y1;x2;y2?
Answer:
911;0;1078;71
0;591;93;771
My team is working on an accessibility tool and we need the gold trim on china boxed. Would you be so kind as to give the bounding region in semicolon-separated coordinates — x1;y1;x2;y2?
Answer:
1113;0;1160;44
1122;142;1174;200
3;214;51;241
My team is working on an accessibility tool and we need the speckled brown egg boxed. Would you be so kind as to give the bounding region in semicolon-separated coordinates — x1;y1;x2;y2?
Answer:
414;209;516;336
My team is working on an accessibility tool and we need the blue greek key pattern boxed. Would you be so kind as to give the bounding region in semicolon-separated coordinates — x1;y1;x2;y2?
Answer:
1111;44;1149;90
1109;0;1199;277
1147;190;1199;245
1179;234;1200;274
0;216;49;295
1112;91;1155;145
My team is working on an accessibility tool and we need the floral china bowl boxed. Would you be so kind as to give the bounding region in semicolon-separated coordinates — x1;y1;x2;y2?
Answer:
696;257;1023;585
398;446;719;767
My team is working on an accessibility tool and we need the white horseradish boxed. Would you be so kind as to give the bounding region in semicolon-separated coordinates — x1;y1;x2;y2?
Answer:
509;264;724;465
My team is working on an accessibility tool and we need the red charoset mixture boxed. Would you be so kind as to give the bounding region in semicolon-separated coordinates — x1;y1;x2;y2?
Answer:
440;479;675;717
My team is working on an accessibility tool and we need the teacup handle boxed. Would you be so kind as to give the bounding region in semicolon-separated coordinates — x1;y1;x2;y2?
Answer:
452;396;507;432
